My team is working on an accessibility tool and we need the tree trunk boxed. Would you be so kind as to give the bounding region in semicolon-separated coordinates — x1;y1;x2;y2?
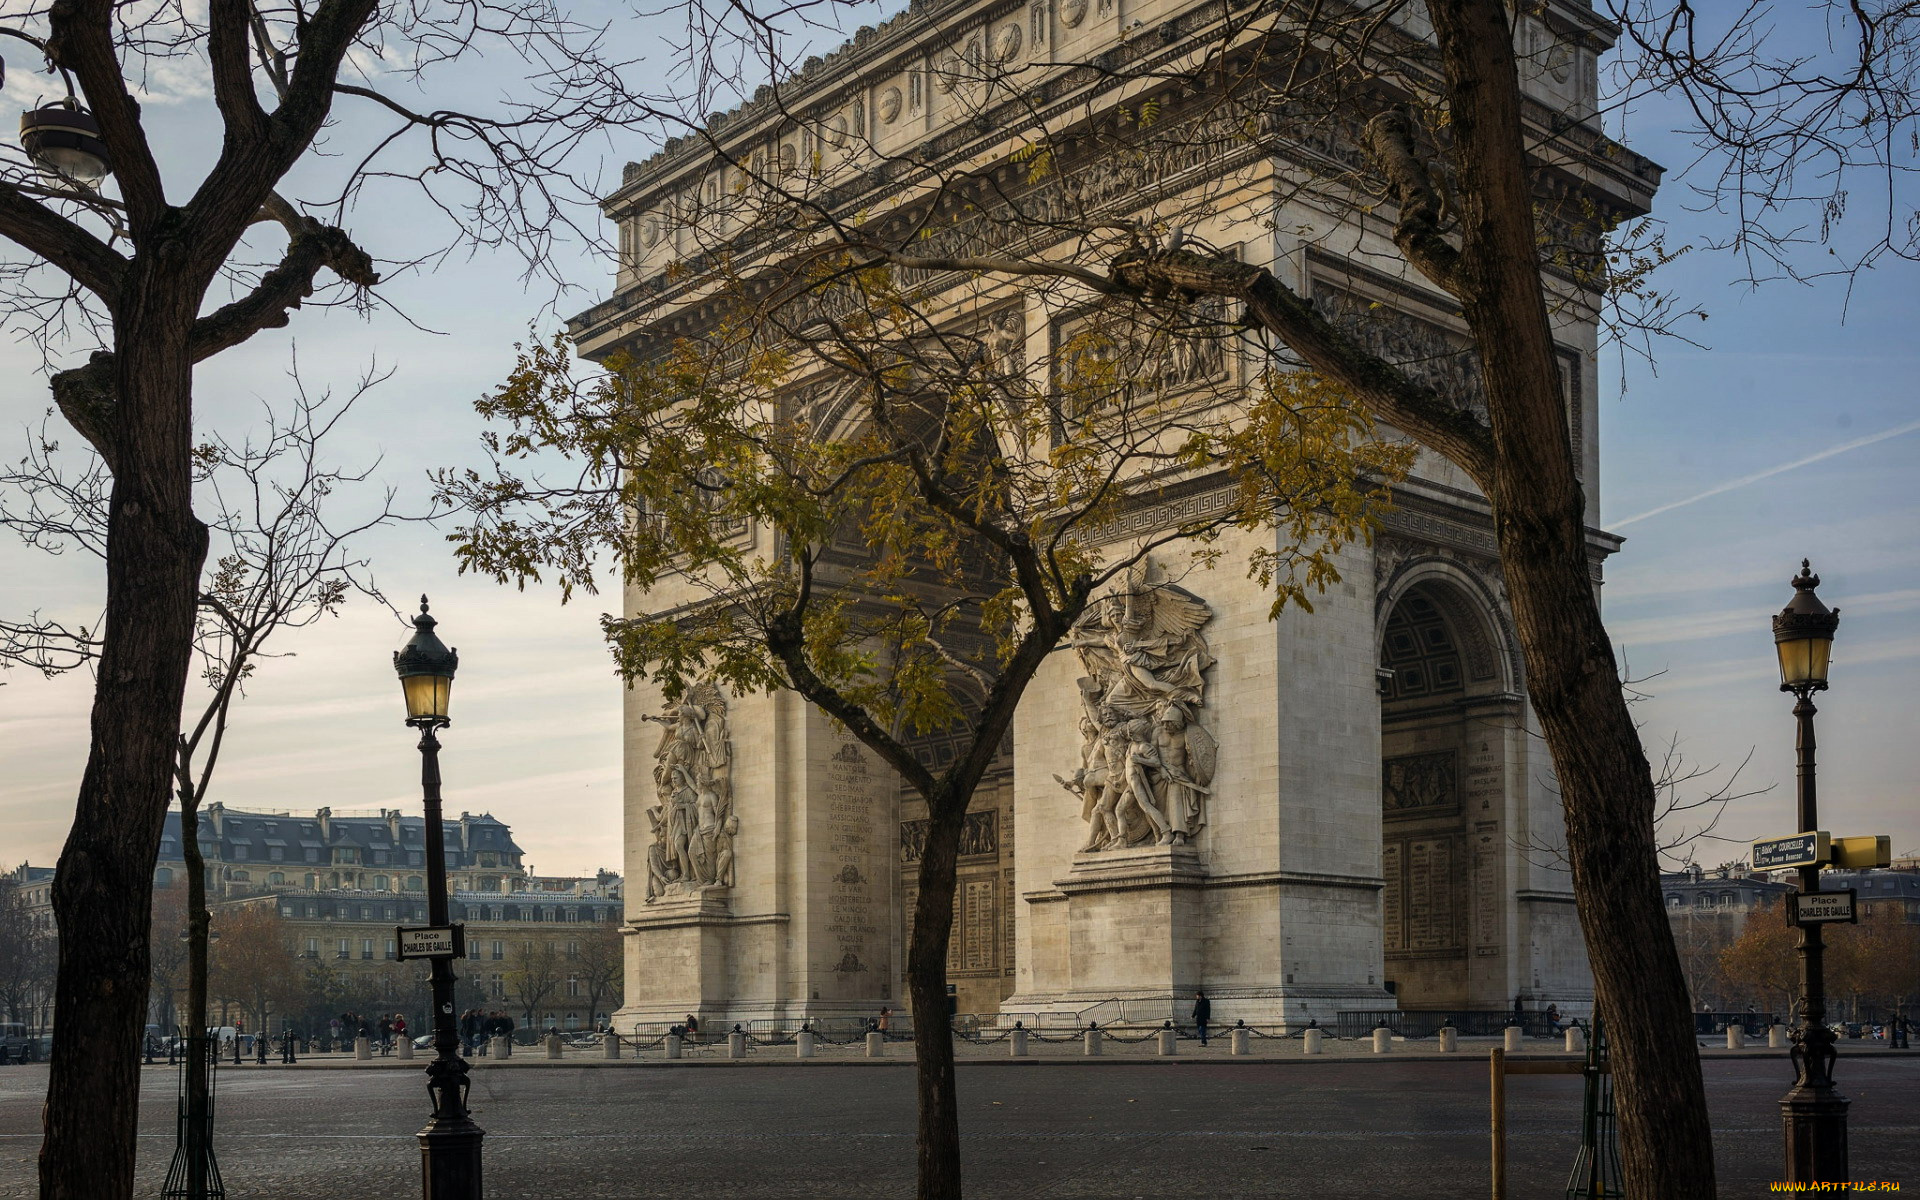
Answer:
1425;1;1718;1194
39;282;208;1200
906;794;967;1200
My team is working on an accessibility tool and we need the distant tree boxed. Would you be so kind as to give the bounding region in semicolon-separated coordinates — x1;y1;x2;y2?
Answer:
506;940;563;1028
1720;910;1799;1015
573;918;625;1028
145;884;190;1035
1830;904;1920;1024
209;905;299;1039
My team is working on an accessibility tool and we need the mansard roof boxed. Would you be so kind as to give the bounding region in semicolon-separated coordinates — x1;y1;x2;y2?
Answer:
157;805;524;865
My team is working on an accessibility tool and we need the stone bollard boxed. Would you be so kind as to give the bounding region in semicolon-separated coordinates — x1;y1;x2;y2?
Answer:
866;1031;886;1057
796;1030;815;1059
492;1034;511;1059
547;1032;563;1059
729;1030;747;1059
1439;1027;1458;1053
354;1036;372;1061
1770;1024;1789;1049
604;1031;621;1059
1010;1027;1029;1057
1230;1026;1250;1056
1503;1026;1523;1053
665;1034;683;1060
1566;1026;1587;1054
1726;1026;1745;1050
1372;1027;1393;1054
1084;1027;1103;1056
397;1038;414;1060
1302;1028;1323;1055
1157;1026;1178;1056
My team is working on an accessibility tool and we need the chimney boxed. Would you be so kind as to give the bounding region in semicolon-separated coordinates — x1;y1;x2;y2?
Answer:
316;806;331;841
207;802;225;839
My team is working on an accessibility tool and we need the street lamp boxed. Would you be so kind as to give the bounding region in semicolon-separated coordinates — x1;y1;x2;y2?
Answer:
1772;560;1845;1183
2;33;115;189
393;596;483;1198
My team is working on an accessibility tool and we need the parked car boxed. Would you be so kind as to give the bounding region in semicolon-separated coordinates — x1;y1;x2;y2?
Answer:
0;1023;37;1064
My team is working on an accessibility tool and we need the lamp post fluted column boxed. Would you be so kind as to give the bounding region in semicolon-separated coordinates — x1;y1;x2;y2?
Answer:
1773;562;1846;1183
394;596;483;1199
415;721;483;1195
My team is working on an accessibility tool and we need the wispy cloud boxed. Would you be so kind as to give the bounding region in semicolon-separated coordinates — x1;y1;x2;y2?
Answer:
1608;589;1920;650
1612;416;1920;529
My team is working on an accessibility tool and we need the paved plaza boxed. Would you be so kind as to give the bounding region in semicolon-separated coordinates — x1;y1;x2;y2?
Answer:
2;1050;1916;1198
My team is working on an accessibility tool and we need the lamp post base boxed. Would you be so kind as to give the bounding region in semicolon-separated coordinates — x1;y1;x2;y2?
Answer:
417;1113;485;1200
1781;1086;1849;1184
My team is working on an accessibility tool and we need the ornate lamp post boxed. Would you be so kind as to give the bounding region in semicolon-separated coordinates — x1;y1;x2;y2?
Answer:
1772;560;1845;1182
393;597;484;1198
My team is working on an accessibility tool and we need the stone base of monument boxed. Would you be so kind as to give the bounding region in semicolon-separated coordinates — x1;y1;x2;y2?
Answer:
354;1037;371;1061
1769;1025;1788;1049
397;1039;414;1060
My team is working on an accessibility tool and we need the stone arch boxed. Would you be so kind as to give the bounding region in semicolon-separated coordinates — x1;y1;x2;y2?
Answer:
1374;556;1522;698
1375;567;1528;1012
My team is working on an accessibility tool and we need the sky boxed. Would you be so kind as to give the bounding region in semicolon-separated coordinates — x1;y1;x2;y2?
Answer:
0;6;1914;880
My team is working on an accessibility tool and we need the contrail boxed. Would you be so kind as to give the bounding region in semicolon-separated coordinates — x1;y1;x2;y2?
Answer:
1611;416;1920;529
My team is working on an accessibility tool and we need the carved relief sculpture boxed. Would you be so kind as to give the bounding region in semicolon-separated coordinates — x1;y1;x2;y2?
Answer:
641;681;735;901
1053;561;1217;850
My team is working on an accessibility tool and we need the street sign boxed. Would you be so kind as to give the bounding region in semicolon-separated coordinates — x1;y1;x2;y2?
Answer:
1752;831;1830;870
396;924;465;960
1789;890;1857;925
1831;835;1892;870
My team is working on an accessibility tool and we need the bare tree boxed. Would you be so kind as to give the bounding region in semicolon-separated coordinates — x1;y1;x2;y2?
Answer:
0;0;685;1187
2;362;416;1195
507;939;563;1028
574;916;625;1028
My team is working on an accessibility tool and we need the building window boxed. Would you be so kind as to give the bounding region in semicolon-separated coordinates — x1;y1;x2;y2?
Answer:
567;975;580;998
306;903;318;918
337;938;350;959
491;940;504;961
305;938;318;959
281;905;295;917
374;875;389;891
385;939;397;960
490;906;503;922
361;939;374;960
232;846;247;860
269;847;284;862
360;906;372;919
406;876;423;891
374;851;387;865
155;867;174;886
567;941;579;960
568;908;581;923
306;849;319;863
268;872;285;885
468;941;482;960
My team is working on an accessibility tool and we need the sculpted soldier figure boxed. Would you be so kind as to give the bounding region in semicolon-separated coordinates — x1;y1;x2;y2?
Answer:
1060;561;1217;851
640;681;736;900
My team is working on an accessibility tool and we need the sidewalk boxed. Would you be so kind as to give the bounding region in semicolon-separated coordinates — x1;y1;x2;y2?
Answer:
141;1034;1920;1070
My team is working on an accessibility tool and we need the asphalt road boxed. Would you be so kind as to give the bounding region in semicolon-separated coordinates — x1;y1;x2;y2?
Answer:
2;1056;1915;1198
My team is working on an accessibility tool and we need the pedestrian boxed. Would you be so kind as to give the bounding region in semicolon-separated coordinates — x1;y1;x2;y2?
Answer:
377;1014;393;1054
684;1013;700;1045
1545;1004;1561;1034
1191;990;1211;1046
328;1015;341;1050
393;1013;408;1050
876;1007;891;1037
1511;995;1524;1025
